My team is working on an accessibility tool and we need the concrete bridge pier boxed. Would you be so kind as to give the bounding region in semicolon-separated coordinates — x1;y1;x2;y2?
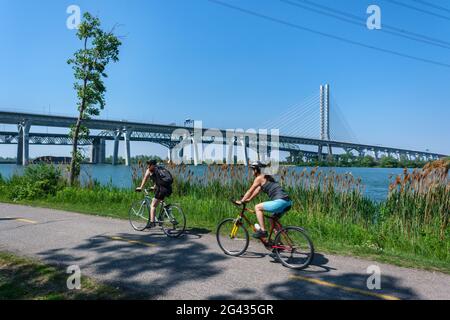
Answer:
124;129;132;166
318;145;323;161
90;138;106;164
112;130;121;166
16;121;31;166
239;137;249;166
327;144;333;161
191;137;200;166
374;150;380;161
226;137;237;165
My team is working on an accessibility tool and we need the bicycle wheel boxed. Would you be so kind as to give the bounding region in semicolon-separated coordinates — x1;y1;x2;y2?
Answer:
160;205;186;238
216;218;249;256
129;199;150;231
274;226;314;270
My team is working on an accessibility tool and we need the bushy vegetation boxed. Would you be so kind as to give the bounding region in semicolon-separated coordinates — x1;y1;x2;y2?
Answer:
0;164;64;201
0;161;448;271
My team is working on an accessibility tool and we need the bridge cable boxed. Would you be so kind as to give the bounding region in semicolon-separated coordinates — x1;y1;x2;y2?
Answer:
275;104;320;138
259;93;317;130
261;97;319;137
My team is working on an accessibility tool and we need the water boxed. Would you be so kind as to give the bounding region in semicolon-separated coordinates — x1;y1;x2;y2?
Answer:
0;164;409;202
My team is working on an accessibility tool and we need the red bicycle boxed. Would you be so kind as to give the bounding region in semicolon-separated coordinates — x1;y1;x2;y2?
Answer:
216;200;315;270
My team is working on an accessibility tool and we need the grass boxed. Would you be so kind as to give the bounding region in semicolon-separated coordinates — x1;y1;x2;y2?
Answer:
0;251;126;300
0;161;448;274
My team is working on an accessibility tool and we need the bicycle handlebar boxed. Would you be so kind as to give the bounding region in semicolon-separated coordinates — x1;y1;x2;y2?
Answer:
230;199;247;208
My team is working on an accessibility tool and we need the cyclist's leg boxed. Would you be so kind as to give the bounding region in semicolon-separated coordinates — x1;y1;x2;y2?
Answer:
150;198;161;223
254;203;267;231
262;199;292;219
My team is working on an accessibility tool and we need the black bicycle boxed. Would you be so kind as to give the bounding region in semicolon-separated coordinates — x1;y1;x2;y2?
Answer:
129;188;186;238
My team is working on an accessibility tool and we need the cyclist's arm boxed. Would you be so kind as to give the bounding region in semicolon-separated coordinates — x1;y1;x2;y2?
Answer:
138;169;152;189
246;186;261;202
240;177;262;203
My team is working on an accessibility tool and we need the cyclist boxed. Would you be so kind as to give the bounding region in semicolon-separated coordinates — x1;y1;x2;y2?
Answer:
136;160;174;228
236;161;292;239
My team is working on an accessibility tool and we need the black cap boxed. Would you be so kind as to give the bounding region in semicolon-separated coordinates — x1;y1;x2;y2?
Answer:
147;160;157;166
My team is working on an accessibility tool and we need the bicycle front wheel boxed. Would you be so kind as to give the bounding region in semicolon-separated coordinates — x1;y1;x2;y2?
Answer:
160;205;186;238
216;218;249;256
274;226;314;270
129;199;150;231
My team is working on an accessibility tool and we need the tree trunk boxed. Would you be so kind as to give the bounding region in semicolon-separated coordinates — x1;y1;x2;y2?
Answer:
69;37;90;186
69;111;83;186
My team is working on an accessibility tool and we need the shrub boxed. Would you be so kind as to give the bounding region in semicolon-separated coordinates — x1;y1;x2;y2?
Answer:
8;164;64;200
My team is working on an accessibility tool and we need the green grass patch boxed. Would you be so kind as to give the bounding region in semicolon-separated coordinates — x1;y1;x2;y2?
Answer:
0;251;127;300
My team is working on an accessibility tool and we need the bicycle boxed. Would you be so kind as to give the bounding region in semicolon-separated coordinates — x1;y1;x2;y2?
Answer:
129;188;186;238
216;200;314;270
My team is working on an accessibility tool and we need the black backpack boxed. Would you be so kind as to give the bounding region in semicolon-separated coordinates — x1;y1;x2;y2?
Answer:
155;166;173;187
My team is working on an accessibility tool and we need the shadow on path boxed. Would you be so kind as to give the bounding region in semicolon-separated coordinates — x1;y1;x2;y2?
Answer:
38;231;226;299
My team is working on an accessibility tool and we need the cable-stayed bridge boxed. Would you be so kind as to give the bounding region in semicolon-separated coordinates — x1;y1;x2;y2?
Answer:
0;85;447;166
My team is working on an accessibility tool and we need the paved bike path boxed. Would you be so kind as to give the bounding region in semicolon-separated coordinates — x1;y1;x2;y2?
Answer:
0;203;448;300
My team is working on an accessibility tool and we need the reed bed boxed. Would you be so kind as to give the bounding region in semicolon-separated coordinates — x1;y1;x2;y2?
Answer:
383;160;449;241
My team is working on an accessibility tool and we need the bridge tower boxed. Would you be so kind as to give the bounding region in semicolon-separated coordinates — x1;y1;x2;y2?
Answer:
319;84;332;161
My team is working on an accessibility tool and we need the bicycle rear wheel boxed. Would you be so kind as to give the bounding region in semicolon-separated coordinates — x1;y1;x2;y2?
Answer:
274;226;314;270
129;199;150;231
216;218;249;256
160;205;186;238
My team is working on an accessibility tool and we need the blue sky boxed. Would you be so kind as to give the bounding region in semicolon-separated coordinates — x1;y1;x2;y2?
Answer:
1;0;449;158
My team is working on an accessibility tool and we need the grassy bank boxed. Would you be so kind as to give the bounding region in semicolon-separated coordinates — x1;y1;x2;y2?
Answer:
0;251;125;300
0;162;448;273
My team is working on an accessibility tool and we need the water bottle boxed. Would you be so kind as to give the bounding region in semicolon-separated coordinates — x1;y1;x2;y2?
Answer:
254;224;261;231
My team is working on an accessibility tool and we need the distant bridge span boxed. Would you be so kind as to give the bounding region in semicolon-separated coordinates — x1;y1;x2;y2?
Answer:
0;110;446;166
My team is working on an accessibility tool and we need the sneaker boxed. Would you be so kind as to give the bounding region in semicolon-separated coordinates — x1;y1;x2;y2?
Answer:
146;221;157;229
269;249;280;262
252;230;268;239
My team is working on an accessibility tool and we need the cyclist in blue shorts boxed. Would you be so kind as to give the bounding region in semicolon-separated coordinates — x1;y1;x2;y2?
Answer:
236;161;292;239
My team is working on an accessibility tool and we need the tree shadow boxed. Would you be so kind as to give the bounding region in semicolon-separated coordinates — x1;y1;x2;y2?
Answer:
37;231;227;299
264;271;419;300
183;227;211;239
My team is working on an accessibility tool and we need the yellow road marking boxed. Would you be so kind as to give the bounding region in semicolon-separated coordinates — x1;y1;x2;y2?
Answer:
15;218;38;224
107;236;157;248
289;275;401;300
3;217;38;224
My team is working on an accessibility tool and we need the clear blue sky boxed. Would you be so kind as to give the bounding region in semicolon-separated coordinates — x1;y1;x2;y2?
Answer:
1;0;449;158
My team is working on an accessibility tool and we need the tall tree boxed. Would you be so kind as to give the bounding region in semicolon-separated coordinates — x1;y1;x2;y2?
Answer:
67;12;121;185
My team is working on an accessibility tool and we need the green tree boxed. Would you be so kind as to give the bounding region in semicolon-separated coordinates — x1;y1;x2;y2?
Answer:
68;12;121;185
380;155;399;168
360;155;377;167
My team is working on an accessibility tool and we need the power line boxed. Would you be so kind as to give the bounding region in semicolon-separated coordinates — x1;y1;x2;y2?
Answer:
383;0;450;21
413;0;450;14
207;0;450;69
282;0;450;49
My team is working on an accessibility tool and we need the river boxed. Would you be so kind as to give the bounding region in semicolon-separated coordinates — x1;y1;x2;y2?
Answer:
0;164;412;202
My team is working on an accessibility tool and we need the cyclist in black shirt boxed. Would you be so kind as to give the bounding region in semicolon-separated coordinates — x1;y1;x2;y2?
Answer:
136;160;173;227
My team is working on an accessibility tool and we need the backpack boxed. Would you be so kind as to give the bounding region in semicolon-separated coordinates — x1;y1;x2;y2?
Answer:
155;166;173;187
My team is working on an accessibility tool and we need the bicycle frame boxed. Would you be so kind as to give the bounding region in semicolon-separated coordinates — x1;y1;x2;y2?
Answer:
230;202;289;249
141;189;170;223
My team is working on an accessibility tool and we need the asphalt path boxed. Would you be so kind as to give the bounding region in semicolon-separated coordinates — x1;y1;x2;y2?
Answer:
0;203;448;300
